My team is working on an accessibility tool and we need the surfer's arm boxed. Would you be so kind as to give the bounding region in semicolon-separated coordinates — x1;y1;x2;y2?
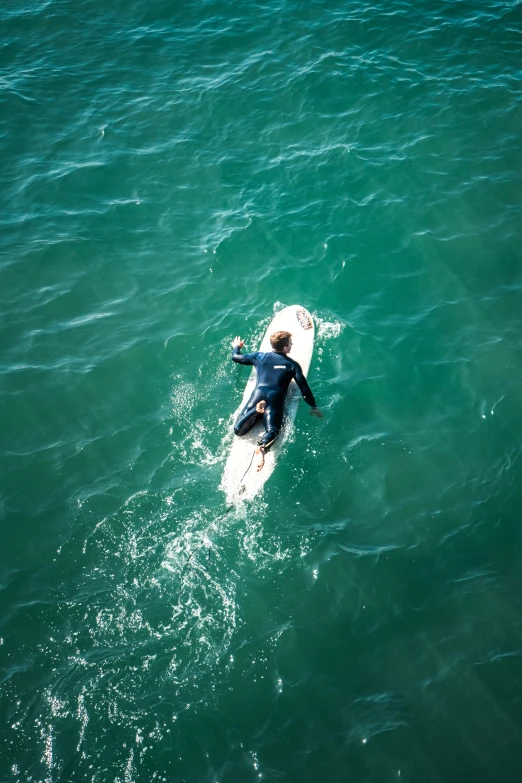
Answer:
293;363;320;410
231;345;258;365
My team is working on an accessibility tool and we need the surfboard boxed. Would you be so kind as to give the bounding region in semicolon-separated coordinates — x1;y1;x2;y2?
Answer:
220;305;315;504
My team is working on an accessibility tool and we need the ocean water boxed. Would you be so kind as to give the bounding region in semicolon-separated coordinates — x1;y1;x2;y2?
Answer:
1;0;522;780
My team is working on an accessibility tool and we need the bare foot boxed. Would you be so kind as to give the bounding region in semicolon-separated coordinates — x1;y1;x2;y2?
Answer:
255;445;266;472
255;400;266;414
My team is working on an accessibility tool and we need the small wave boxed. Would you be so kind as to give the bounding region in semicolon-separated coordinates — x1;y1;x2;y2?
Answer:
65;311;114;328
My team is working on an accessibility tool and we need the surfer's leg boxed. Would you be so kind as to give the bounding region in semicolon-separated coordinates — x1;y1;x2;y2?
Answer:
234;392;266;437
255;403;284;471
254;445;266;471
259;403;284;449
234;407;259;436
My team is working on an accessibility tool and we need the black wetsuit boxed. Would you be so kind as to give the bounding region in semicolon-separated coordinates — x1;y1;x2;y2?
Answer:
232;346;317;451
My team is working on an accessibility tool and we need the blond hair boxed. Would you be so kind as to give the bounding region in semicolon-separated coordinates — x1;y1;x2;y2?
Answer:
270;330;292;351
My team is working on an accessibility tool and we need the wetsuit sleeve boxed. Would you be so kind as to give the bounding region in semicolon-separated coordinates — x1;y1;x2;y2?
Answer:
293;362;317;408
231;346;258;365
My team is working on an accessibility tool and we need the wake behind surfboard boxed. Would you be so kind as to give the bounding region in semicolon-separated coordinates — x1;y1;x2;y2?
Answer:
220;305;315;504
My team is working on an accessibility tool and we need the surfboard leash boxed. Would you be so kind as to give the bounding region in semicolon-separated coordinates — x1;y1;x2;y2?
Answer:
179;448;258;580
237;447;257;493
179;503;234;580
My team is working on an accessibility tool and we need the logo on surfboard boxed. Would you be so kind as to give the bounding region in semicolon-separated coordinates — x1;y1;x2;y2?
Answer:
296;308;313;330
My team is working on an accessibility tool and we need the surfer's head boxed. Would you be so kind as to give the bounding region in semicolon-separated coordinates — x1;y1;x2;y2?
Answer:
270;330;292;353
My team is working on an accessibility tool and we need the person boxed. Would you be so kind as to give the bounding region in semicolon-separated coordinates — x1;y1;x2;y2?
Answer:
231;330;323;471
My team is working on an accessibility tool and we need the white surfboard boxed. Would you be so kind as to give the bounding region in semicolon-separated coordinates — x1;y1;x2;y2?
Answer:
220;305;315;504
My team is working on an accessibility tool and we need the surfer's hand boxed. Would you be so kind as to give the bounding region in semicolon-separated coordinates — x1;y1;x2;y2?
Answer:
310;407;323;418
232;336;244;348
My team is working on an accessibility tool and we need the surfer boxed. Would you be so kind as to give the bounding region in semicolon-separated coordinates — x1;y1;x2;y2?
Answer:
231;331;323;471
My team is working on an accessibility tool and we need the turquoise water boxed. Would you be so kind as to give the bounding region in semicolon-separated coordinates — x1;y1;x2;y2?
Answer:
2;0;522;780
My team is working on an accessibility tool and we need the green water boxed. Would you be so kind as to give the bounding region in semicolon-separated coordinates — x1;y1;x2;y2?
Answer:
1;0;522;780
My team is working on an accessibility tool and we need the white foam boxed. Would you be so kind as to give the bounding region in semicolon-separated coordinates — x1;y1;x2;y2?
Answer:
314;315;345;340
